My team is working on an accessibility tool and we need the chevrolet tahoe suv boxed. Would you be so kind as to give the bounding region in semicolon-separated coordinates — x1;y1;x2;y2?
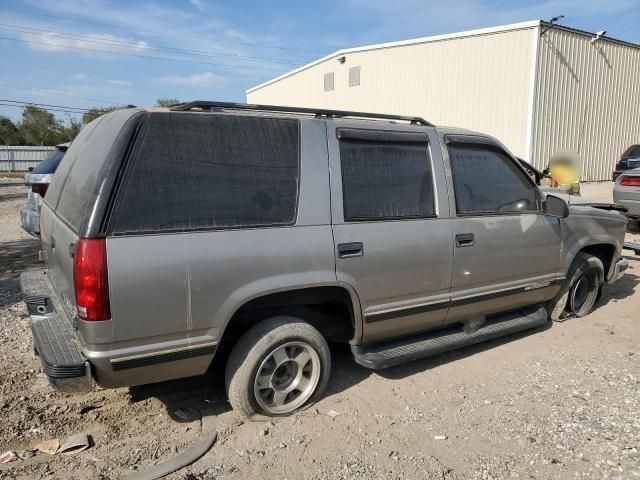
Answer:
21;102;629;418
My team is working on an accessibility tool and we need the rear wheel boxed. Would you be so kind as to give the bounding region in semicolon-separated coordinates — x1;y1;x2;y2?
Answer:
547;252;604;321
225;316;330;418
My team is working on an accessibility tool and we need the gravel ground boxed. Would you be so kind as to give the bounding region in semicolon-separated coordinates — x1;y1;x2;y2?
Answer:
0;178;638;480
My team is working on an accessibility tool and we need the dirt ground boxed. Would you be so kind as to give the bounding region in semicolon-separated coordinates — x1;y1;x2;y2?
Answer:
0;178;638;480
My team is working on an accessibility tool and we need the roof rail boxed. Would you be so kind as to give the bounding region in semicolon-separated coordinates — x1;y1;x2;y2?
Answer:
170;101;433;126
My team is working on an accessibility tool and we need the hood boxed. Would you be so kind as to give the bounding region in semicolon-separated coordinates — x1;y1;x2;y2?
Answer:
540;188;628;213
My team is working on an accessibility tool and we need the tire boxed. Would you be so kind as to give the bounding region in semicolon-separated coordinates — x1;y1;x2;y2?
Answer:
225;316;331;419
546;252;604;322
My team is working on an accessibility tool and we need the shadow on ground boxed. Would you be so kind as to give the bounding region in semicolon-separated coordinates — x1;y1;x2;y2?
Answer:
0;238;42;307
132;323;552;423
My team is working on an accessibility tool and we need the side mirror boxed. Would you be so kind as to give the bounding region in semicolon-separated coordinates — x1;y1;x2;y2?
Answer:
544;194;569;218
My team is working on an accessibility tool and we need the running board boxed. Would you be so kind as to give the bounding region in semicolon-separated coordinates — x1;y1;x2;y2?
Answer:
352;305;548;369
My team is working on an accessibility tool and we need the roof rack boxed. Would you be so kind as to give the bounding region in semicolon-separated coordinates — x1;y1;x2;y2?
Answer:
170;101;433;126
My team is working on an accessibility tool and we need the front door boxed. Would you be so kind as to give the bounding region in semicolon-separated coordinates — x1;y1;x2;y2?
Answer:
328;125;453;343
443;137;563;325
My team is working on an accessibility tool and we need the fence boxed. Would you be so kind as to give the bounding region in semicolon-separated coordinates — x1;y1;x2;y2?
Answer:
0;146;56;172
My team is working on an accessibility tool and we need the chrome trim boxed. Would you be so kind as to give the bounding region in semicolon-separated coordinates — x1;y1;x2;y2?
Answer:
110;342;218;364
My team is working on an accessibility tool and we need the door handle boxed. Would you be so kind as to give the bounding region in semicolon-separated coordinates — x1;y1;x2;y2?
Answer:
338;242;364;258
455;233;474;247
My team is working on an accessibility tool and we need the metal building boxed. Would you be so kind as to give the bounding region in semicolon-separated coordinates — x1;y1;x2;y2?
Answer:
247;21;640;181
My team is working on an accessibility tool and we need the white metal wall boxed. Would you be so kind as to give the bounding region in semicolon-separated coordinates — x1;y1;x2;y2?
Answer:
248;27;535;158
531;28;640;181
0;146;55;172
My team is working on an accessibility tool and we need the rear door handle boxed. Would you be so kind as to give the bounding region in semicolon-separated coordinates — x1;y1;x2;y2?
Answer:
338;242;364;258
455;233;474;247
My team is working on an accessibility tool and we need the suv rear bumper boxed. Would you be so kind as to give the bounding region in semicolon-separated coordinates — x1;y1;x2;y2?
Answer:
20;270;92;392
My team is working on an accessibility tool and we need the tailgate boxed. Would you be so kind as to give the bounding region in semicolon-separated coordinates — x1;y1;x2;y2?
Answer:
40;203;79;322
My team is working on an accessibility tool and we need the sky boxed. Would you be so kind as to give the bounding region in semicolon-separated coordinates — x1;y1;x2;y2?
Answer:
1;0;639;124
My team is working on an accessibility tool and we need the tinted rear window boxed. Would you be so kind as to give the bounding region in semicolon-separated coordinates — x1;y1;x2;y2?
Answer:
32;150;65;174
112;113;300;233
47;110;138;232
339;138;435;221
624;145;640;159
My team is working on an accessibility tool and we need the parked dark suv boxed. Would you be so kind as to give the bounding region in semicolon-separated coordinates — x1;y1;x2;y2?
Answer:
612;144;640;181
20;102;628;418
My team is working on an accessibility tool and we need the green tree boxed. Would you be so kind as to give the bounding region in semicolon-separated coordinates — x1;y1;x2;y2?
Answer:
0;116;23;145
156;97;180;107
19;105;64;146
60;118;82;142
82;106;118;125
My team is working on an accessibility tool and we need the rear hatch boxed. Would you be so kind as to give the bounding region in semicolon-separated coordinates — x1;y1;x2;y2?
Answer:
40;109;141;321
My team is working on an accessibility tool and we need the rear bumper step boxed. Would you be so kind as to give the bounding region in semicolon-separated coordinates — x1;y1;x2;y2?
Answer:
352;305;548;369
20;270;92;392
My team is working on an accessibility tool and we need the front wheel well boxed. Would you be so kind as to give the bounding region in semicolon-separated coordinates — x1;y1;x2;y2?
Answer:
578;243;616;277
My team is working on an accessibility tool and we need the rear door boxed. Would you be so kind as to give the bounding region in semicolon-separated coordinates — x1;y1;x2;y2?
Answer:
443;135;563;324
328;124;453;343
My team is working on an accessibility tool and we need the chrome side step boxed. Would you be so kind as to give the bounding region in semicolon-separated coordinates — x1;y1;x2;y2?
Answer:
352;306;548;369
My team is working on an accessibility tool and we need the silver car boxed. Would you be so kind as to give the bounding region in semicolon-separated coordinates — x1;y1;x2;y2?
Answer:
21;143;70;236
20;102;629;418
614;168;640;222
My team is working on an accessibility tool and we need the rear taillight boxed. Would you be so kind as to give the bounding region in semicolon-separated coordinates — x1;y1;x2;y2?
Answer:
31;182;49;197
620;176;640;187
73;239;111;321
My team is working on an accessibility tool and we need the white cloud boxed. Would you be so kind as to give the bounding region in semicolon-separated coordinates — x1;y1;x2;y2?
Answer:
156;72;227;86
22;32;148;56
72;73;87;80
107;79;132;87
189;0;206;12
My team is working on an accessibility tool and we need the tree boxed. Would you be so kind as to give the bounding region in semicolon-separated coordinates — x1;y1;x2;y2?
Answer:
60;118;82;142
82;106;118;125
19;105;64;146
156;97;180;107
0;116;23;145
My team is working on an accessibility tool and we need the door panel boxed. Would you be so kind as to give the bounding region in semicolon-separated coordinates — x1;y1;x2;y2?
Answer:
443;137;563;324
445;214;562;324
328;124;453;343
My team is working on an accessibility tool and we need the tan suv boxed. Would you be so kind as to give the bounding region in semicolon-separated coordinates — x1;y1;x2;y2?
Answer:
21;102;628;418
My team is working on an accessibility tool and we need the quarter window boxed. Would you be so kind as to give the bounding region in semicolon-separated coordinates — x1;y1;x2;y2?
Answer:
448;145;538;215
113;114;300;233
339;136;435;221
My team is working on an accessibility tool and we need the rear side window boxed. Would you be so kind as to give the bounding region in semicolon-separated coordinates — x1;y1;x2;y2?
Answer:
449;145;538;215
623;145;640;159
112;113;300;233
339;135;435;221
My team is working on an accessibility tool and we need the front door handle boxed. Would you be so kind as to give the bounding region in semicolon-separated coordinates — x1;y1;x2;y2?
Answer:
338;242;364;258
455;233;474;247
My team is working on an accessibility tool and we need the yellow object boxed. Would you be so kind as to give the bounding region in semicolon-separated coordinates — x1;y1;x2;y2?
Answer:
549;164;579;185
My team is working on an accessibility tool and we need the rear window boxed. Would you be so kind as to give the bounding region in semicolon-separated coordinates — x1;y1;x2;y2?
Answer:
46;110;139;232
339;136;435;221
112;113;300;234
623;145;640;159
32;150;65;174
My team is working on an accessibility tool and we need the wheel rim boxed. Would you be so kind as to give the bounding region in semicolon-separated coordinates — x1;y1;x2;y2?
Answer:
569;270;598;316
253;341;321;415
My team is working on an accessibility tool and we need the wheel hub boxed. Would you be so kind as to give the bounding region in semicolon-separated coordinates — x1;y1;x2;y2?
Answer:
253;341;321;415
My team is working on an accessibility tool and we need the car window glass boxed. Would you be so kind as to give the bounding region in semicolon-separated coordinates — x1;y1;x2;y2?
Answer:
449;145;538;215
339;138;435;221
113;113;300;233
32;150;64;174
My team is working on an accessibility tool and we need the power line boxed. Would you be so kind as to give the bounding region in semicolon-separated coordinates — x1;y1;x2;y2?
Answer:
0;35;290;71
0;81;121;105
0;102;86;114
1;7;325;54
0;23;305;65
0;99;90;111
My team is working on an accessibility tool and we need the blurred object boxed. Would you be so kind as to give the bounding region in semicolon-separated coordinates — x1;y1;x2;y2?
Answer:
546;150;581;195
